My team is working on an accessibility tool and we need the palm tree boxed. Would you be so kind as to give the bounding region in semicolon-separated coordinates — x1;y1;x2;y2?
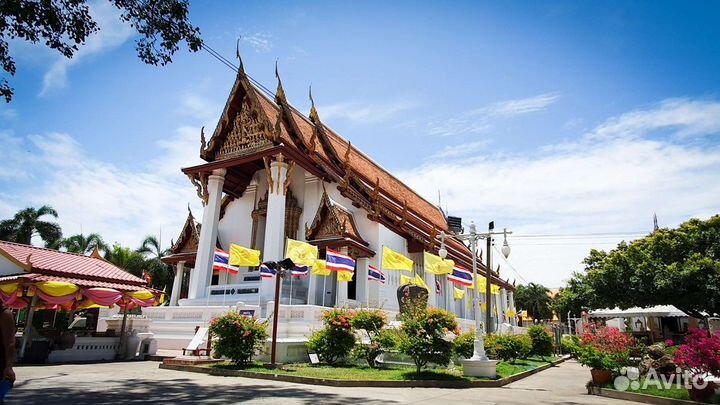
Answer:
62;233;108;255
515;282;553;320
0;205;62;247
137;235;170;259
106;244;147;278
137;235;173;295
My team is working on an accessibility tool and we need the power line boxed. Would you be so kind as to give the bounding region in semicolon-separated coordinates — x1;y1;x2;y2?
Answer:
492;245;528;285
512;231;647;238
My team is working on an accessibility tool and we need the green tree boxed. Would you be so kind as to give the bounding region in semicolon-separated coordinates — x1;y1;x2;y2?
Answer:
136;235;173;292
62;233;107;255
579;216;720;317
0;205;62;247
105;244;146;278
0;0;202;102
515;282;553;320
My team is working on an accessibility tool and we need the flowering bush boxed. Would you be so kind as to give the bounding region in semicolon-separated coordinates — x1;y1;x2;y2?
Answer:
350;309;395;368
674;328;720;379
578;325;633;372
208;312;268;366
398;307;459;373
306;308;356;365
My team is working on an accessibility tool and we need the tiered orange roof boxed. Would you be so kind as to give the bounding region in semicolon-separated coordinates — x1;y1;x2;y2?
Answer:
182;62;512;290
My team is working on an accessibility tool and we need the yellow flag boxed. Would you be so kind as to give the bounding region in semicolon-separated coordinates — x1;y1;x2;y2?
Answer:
413;274;430;292
400;274;414;286
229;243;261;266
453;287;465;300
507;308;517;318
381;246;413;271
159;286;166;304
337;270;354;282
491;284;500;295
481;302;487;311
286;239;318;266
423;251;454;275
311;259;330;276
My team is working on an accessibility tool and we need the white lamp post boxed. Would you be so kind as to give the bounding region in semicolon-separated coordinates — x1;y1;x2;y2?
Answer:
438;221;512;378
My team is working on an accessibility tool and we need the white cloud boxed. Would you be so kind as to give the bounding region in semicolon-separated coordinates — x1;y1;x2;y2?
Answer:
241;33;273;53
428;93;560;137
429;140;490;159
487;93;560;117
399;98;720;287
318;100;416;125
40;1;134;96
180;93;223;122
589;98;720;140
0;128;203;249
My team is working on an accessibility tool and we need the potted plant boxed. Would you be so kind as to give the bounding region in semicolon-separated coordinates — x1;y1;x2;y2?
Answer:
673;328;720;402
579;325;632;385
578;345;617;385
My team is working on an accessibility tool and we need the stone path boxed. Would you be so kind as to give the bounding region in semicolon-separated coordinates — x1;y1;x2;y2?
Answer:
10;359;645;404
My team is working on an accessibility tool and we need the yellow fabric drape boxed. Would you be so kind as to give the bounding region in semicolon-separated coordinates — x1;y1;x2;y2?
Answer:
35;281;79;297
128;290;155;300
0;283;18;295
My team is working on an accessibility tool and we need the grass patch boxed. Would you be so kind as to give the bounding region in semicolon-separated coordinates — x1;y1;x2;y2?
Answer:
210;356;557;381
605;377;693;401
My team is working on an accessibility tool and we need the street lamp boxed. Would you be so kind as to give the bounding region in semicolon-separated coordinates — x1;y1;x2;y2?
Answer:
438;221;512;378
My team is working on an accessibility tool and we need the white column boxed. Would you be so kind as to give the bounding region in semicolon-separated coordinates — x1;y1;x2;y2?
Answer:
500;288;508;324
335;247;349;306
444;277;453;312
260;159;288;302
188;169;226;300
356;257;370;307
424;271;437;308
508;291;517;326
170;261;185;306
302;174;321;305
495;289;502;328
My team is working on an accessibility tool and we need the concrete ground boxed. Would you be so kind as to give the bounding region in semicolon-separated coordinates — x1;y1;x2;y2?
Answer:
9;360;645;405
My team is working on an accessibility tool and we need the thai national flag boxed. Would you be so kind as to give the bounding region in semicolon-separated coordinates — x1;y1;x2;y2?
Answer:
436;279;442;295
291;265;310;277
326;249;356;273
213;249;239;274
448;266;473;287
367;265;385;283
260;263;276;279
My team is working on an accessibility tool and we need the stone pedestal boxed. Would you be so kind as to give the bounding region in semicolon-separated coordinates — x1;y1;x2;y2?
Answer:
462;358;499;378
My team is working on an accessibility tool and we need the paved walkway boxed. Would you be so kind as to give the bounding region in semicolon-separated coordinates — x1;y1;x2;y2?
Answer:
10;360;643;405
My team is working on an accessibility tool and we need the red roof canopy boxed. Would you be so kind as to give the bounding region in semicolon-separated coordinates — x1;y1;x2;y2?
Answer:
0;241;146;287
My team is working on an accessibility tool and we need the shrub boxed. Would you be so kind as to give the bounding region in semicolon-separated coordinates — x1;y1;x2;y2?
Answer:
306;308;356;365
578;344;619;372
350;309;393;368
453;330;476;359
490;334;532;363
674;328;720;379
561;335;581;357
208;312;268;366
527;325;554;359
398;307;459;373
484;333;499;358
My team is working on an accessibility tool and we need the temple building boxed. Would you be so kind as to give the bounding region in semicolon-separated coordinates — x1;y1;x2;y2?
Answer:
157;59;516;353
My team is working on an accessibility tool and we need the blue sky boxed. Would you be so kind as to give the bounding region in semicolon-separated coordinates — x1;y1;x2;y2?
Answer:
1;1;719;286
